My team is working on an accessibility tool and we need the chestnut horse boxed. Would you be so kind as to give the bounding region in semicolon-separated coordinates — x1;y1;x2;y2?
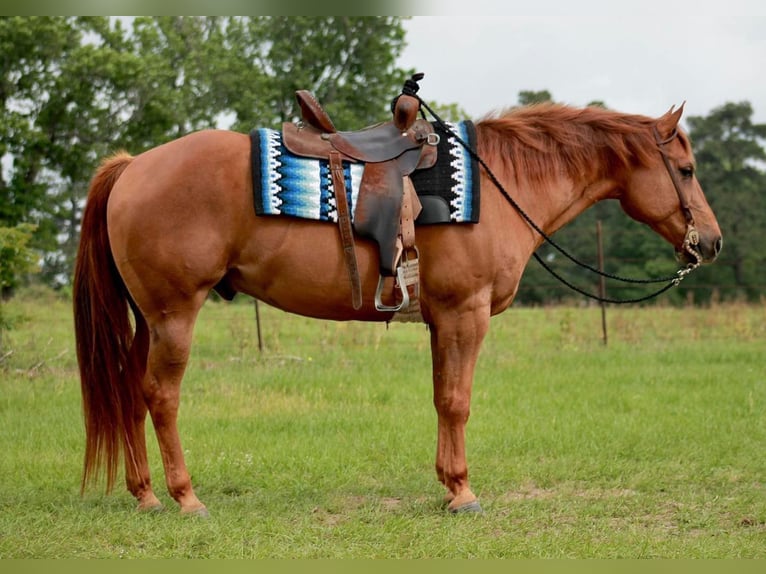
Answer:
74;102;721;516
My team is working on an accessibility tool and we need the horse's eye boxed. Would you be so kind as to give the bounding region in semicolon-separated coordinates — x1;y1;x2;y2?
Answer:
679;165;695;179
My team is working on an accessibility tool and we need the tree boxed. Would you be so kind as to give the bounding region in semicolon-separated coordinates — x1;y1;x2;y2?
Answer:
0;223;38;294
0;17;84;278
518;89;553;106
0;17;139;286
218;17;412;132
113;17;228;149
0;223;38;352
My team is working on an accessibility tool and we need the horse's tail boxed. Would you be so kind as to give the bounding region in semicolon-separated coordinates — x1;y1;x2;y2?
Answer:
73;152;146;494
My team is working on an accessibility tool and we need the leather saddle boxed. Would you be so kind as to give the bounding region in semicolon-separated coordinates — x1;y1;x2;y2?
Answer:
281;75;439;312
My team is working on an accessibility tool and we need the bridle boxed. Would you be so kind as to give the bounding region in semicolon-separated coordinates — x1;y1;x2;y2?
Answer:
653;126;702;271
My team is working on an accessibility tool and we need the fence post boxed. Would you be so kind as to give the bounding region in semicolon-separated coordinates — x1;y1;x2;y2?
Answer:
596;220;608;346
254;299;264;353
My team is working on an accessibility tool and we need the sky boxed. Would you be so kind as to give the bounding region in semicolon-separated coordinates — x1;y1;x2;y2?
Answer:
397;0;766;125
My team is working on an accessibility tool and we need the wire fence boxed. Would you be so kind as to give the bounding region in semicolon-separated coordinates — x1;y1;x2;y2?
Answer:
2;294;763;379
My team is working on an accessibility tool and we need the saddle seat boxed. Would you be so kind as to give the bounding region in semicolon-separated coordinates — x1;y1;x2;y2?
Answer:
294;89;437;164
282;77;438;314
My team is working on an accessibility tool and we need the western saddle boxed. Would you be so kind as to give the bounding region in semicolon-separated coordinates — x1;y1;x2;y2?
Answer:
281;73;439;314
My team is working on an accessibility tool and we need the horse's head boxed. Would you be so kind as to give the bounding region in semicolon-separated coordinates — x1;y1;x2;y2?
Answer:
619;104;722;266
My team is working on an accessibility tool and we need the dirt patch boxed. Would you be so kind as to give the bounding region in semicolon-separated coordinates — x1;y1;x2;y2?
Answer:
502;481;638;502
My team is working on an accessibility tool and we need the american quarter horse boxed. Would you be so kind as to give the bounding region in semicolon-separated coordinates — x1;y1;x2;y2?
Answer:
73;100;722;516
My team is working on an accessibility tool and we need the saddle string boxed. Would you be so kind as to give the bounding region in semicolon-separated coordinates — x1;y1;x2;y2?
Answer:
414;98;699;304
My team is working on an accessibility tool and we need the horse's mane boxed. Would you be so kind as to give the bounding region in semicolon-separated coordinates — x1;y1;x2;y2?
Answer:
475;103;681;189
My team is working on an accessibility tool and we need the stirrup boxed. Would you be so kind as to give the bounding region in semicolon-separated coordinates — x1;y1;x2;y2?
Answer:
374;266;410;312
374;250;420;312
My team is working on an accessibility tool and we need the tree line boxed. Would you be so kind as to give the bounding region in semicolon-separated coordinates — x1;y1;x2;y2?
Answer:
2;16;764;305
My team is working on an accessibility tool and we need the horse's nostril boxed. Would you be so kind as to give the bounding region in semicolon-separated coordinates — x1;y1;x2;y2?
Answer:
714;237;723;256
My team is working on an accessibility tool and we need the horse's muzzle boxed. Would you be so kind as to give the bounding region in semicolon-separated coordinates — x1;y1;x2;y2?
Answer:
678;233;722;265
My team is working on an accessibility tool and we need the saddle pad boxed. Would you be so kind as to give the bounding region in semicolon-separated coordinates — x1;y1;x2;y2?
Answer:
409;120;480;224
250;120;480;224
251;127;364;222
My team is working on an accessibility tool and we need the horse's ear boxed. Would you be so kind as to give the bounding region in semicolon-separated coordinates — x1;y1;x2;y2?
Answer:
656;102;685;138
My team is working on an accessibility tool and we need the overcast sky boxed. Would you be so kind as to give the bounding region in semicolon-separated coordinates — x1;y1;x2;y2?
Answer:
397;0;766;125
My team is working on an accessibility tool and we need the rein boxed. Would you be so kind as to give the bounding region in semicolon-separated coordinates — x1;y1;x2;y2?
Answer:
416;98;700;304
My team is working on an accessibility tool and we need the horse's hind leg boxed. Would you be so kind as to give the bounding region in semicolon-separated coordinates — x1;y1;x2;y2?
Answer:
124;400;163;511
119;312;164;511
141;302;208;516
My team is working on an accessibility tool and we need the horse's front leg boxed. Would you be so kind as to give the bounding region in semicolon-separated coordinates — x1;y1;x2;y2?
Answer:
429;305;490;513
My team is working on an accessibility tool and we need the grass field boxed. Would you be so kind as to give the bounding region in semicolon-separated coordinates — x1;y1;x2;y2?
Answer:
0;289;764;558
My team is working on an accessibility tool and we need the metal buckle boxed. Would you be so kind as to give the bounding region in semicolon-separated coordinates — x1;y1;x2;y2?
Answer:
674;226;702;286
685;226;700;247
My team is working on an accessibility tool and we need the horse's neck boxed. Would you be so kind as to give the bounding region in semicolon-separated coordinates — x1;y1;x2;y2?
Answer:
544;178;619;237
493;169;620;251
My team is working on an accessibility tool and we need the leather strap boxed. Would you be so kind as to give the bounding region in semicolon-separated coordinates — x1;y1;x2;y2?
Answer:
397;177;422;316
329;151;362;310
400;177;422;250
653;126;695;227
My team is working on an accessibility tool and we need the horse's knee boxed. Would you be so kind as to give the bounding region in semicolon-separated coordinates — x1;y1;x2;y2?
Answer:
433;394;471;422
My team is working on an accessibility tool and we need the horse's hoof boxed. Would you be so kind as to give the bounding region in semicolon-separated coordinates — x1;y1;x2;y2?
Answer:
449;500;484;514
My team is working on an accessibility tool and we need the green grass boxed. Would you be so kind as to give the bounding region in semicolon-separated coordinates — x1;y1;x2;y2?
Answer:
0;290;764;558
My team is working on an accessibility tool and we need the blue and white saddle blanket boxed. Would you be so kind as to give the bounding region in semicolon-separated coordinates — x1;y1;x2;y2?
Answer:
250;121;480;225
